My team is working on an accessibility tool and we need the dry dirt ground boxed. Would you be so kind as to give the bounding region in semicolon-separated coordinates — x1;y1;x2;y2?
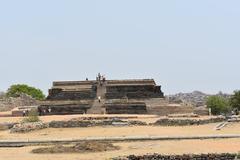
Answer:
0;114;159;123
0;114;240;160
1;122;240;141
0;139;240;160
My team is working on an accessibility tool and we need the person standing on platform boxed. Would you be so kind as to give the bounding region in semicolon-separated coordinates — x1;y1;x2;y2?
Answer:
98;96;101;103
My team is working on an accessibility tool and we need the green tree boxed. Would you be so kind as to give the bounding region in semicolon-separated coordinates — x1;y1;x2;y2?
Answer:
230;90;240;110
6;84;45;100
206;96;230;115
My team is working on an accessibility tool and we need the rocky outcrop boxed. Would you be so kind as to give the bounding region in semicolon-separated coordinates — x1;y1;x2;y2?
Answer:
114;153;237;160
168;91;231;107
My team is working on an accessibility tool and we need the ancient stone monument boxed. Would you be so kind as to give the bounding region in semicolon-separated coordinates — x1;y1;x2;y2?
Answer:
39;76;164;115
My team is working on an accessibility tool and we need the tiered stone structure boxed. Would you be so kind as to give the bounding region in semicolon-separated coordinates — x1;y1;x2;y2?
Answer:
47;81;97;100
39;78;164;115
105;79;163;99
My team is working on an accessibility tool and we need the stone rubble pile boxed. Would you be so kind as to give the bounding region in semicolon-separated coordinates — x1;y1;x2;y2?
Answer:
10;122;48;133
152;117;225;126
114;153;237;160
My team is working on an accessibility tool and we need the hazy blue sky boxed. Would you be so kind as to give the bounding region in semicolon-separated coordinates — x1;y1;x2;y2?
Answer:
0;0;240;95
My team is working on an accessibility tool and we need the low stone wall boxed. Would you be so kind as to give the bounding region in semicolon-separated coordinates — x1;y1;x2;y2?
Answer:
147;105;194;116
152;117;225;126
114;153;237;160
49;119;147;128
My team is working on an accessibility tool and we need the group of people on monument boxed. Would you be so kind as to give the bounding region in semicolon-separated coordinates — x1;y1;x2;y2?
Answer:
96;73;106;86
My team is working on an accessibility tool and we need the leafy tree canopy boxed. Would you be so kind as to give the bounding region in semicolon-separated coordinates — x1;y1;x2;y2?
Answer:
6;84;45;100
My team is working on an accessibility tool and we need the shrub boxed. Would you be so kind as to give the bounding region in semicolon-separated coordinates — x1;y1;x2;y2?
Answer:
206;96;230;115
22;109;40;123
6;84;45;100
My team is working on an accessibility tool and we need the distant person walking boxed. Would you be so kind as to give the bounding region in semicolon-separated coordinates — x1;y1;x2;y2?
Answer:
98;96;101;103
23;110;26;117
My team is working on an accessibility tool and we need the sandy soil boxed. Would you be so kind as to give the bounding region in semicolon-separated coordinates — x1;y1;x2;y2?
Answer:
1;122;240;141
0;115;240;159
0;139;240;160
0;114;159;123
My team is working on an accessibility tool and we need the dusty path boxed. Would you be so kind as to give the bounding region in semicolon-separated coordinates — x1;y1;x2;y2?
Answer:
0;139;240;160
1;134;240;147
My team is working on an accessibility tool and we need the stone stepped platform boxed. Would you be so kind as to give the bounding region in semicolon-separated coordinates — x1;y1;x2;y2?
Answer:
47;80;97;101
41;78;165;115
105;79;163;99
105;102;147;114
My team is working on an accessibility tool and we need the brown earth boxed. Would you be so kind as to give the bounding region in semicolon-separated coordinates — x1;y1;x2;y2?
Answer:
0;139;240;160
0;114;240;160
1;122;240;141
31;141;120;154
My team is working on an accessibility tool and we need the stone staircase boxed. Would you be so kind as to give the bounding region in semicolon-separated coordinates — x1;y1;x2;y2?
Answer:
87;82;106;114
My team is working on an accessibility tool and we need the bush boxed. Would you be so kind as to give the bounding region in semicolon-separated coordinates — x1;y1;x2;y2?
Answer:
22;109;40;123
230;90;240;110
206;96;230;115
6;84;45;100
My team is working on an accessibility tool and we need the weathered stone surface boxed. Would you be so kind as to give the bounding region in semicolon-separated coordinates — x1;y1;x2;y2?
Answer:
43;79;164;115
152;117;225;126
49;119;147;128
113;153;237;160
105;102;147;114
105;79;164;99
0;94;38;112
47;81;97;100
10;122;48;133
38;104;90;115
